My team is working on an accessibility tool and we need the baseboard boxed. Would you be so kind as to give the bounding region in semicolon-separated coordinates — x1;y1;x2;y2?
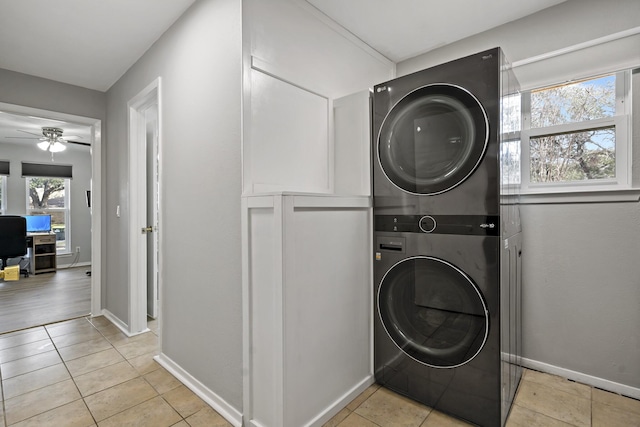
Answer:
99;309;150;337
100;309;133;337
155;353;243;427
522;357;640;400
305;375;376;427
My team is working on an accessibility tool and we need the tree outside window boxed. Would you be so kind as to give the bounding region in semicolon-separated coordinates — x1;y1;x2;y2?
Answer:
521;71;630;192
26;177;69;252
529;75;615;183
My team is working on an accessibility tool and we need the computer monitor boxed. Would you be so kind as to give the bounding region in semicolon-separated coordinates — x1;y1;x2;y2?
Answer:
24;214;52;233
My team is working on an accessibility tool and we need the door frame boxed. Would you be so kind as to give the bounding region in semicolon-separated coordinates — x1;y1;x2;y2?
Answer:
0;101;102;315
146;103;160;319
127;78;162;335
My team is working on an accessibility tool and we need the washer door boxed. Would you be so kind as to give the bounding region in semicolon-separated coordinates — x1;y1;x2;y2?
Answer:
378;84;489;195
378;256;488;368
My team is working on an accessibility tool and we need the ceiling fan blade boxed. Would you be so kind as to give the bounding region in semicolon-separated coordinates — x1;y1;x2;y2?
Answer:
66;140;91;147
16;129;43;137
60;135;81;140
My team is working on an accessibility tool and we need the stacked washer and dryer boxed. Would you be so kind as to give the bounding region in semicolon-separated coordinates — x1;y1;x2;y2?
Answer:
372;48;523;426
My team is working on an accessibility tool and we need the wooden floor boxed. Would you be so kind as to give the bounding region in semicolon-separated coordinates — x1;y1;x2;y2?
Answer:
0;266;91;334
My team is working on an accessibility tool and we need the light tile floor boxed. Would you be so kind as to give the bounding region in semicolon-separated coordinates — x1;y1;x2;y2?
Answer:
324;368;640;427
1;316;638;426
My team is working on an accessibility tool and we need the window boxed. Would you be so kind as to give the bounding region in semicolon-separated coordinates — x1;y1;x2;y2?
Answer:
520;71;630;193
0;176;5;215
26;177;70;253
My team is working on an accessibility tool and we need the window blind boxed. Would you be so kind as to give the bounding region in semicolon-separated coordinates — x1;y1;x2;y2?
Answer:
0;160;9;175
21;162;73;179
512;27;640;91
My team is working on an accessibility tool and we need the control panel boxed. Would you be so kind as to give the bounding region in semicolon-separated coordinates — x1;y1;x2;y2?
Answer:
375;214;500;236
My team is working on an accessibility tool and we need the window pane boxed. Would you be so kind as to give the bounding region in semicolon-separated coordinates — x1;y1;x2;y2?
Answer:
530;75;615;128
27;177;68;253
501;94;521;134
27;177;66;209
501;140;521;185
29;209;67;251
530;127;615;183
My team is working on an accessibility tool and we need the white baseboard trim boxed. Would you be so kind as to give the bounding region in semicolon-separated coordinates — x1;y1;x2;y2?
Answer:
305;375;376;427
522;357;640;400
99;309;149;337
155;353;243;427
100;309;134;337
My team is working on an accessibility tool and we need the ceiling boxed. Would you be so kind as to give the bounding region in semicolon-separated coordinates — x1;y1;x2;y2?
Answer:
0;0;566;149
0;0;567;92
306;0;567;62
0;0;197;92
0;110;91;153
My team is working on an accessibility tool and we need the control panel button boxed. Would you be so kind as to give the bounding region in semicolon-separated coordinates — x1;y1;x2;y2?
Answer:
419;216;436;233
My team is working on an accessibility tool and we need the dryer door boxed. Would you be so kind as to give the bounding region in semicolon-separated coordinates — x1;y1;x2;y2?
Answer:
378;84;488;195
378;256;488;368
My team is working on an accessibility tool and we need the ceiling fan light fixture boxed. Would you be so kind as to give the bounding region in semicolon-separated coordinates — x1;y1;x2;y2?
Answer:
49;141;66;152
37;127;67;153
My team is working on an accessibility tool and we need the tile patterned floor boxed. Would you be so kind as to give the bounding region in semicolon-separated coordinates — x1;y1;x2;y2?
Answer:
0;316;230;427
323;369;640;427
1;316;639;426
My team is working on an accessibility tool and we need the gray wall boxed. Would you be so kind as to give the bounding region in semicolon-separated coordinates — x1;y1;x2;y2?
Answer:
397;0;640;390
0;69;106;121
1;142;92;265
105;0;243;410
398;0;640;76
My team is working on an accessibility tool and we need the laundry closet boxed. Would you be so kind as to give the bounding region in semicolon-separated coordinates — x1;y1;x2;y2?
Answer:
240;1;394;426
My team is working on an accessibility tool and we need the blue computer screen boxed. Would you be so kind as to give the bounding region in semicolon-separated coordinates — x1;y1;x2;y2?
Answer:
24;215;52;233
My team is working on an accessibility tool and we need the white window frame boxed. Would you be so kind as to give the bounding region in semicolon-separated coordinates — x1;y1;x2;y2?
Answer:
25;177;71;254
520;70;631;195
0;176;6;215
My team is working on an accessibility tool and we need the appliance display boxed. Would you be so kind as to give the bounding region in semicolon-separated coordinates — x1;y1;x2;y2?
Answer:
372;48;522;427
24;214;52;233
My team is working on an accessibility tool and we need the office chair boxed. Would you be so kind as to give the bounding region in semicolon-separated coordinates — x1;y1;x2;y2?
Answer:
0;216;28;276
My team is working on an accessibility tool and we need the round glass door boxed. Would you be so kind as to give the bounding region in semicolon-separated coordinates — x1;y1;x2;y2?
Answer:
378;84;489;195
378;256;488;368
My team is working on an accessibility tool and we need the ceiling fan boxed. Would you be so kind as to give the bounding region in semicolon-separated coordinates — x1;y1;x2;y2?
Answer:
7;127;90;153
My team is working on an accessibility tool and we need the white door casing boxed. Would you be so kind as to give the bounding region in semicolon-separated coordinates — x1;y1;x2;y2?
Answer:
128;78;161;335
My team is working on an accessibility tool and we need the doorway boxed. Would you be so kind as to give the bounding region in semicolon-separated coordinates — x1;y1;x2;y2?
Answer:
128;79;161;335
0;101;102;331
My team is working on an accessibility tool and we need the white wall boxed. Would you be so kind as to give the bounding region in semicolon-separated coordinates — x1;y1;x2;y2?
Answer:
0;142;92;265
243;0;394;194
243;194;373;427
397;0;640;393
105;0;243;412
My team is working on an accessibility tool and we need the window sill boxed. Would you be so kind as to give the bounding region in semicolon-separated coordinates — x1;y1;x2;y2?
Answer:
57;251;73;257
519;188;640;204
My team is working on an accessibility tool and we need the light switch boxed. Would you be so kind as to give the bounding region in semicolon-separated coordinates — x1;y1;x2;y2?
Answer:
116;205;121;217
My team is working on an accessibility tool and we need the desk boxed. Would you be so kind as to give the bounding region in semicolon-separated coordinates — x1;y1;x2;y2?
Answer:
27;233;57;274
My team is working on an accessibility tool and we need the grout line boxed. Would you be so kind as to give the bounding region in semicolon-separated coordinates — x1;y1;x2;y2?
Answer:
1;317;198;426
0;361;6;427
2;321;90;426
